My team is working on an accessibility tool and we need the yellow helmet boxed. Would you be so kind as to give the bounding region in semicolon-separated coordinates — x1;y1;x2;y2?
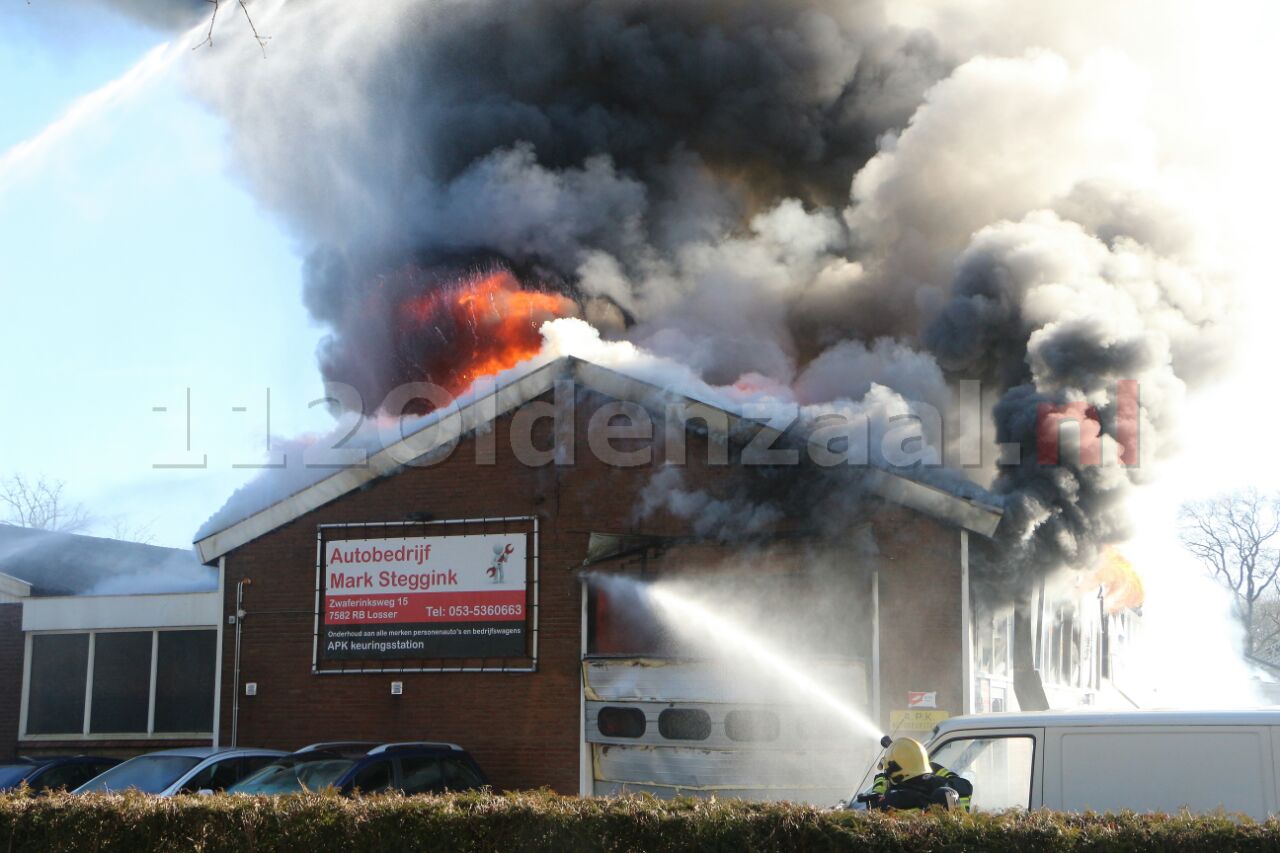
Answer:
881;737;930;783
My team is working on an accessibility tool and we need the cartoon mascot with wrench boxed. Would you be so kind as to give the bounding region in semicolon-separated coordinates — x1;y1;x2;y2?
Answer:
487;542;515;584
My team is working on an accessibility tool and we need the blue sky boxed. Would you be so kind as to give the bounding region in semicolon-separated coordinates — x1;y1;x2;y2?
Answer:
0;4;330;546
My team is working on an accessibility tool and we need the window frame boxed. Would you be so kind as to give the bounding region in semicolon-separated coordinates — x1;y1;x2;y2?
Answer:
19;627;218;741
926;729;1043;811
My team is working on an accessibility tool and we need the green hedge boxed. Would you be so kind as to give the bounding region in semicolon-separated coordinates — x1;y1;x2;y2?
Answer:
2;790;1279;852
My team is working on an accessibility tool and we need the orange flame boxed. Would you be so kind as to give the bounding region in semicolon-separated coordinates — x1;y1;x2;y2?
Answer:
1086;546;1145;613
400;269;576;396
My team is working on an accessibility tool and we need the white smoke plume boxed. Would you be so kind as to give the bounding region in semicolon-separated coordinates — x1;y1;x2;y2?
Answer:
181;0;1250;600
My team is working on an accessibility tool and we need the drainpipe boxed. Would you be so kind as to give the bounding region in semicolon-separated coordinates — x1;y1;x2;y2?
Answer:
212;557;226;747
579;577;591;796
960;530;973;715
230;577;251;747
871;569;881;730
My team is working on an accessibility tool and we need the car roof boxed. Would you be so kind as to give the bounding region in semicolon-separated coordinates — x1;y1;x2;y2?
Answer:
133;747;286;759
934;707;1280;735
4;756;112;768
366;742;465;755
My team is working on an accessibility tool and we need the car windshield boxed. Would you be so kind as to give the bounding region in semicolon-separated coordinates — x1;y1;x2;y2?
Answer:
0;764;36;788
229;757;357;794
76;755;203;794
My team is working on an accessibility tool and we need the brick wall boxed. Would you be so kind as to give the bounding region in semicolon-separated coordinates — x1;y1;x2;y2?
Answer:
219;389;967;791
871;505;964;728
0;603;21;760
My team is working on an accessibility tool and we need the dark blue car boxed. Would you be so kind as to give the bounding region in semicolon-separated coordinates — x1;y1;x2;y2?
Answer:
0;756;121;793
227;742;488;795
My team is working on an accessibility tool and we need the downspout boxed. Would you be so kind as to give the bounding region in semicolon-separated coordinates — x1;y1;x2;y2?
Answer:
871;569;882;730
230;577;251;747
579;577;591;795
212;557;225;747
960;530;973;715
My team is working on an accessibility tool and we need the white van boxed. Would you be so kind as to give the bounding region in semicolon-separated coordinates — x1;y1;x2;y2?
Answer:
921;709;1280;818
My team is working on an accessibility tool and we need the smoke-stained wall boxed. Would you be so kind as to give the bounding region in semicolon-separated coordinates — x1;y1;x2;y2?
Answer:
871;507;965;731
217;387;977;791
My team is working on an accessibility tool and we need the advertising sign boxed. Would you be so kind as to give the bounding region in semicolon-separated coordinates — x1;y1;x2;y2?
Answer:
320;533;526;660
907;691;937;709
889;709;950;733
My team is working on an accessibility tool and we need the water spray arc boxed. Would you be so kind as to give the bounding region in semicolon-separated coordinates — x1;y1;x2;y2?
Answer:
645;583;882;743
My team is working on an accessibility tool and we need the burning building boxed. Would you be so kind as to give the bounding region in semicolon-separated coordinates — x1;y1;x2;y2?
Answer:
190;354;1142;801
162;0;1227;803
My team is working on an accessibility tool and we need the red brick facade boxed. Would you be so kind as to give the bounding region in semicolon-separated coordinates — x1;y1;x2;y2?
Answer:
219;390;967;791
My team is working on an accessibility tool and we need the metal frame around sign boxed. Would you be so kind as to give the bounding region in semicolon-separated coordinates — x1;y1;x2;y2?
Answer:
311;515;539;674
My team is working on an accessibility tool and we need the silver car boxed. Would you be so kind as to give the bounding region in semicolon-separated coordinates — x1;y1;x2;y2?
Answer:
73;747;285;796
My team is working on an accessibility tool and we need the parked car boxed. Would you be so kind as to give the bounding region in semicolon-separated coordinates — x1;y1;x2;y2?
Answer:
869;709;1280;819
0;756;121;793
73;747;286;796
228;741;489;795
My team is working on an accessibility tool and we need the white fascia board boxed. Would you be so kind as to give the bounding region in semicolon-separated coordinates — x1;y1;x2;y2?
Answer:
572;360;1002;537
22;591;221;632
0;571;32;602
195;355;1004;563
195;358;570;563
861;469;1003;538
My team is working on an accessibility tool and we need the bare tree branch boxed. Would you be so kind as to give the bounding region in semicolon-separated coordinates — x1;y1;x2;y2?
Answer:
0;475;92;533
1181;488;1280;663
195;0;270;55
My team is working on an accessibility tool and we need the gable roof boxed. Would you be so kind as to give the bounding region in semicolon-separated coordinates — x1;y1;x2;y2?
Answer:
0;525;216;596
194;356;1003;563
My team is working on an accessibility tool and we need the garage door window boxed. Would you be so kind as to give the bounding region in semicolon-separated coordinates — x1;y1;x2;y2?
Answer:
597;707;646;738
658;708;711;741
928;735;1035;811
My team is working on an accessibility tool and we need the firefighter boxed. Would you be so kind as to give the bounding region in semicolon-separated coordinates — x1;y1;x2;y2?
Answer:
859;737;973;812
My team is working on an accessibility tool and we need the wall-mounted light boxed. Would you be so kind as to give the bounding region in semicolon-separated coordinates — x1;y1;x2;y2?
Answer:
245;682;258;696
390;681;403;696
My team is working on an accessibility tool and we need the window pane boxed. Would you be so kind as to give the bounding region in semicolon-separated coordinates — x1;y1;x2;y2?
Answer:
154;630;216;733
27;634;89;734
90;632;152;734
77;755;201;794
32;763;97;792
929;735;1035;811
350;760;392;792
657;708;711;741
597;706;646;738
399;757;448;794
445;759;485;789
179;759;241;793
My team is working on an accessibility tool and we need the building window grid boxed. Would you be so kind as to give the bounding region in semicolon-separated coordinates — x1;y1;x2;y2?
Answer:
22;627;216;739
974;606;1015;714
1037;594;1103;692
975;606;1014;679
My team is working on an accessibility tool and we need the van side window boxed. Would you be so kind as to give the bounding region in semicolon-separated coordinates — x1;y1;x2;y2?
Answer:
929;735;1034;811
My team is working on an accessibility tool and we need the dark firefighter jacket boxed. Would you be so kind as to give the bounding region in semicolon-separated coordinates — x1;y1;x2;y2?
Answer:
868;763;973;811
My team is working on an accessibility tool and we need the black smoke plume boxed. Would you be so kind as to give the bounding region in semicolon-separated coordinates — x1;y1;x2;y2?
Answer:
191;0;1232;593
